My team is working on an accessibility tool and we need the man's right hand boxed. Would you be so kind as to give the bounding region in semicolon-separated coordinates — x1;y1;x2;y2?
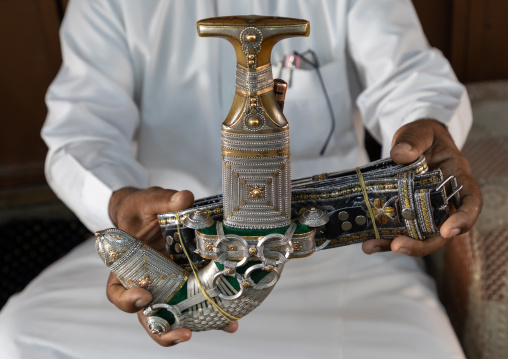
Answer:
108;187;194;251
105;186;238;346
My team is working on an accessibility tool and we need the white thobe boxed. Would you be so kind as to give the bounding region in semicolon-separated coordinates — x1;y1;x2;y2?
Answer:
0;0;470;358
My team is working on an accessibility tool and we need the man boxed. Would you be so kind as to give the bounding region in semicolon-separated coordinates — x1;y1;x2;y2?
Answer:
0;0;481;358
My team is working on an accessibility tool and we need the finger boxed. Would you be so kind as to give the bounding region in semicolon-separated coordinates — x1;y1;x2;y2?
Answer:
390;235;449;257
133;188;195;244
361;238;392;254
106;273;152;313
220;321;239;333
390;120;441;164
439;176;483;238
142;188;195;216
169;190;195;211
135;223;169;251
137;311;192;347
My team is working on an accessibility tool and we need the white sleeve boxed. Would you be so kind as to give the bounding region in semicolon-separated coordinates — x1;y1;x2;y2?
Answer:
347;0;472;157
42;0;149;231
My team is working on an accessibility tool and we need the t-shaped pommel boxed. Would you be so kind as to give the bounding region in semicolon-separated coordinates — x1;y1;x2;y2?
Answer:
197;16;309;129
197;16;310;69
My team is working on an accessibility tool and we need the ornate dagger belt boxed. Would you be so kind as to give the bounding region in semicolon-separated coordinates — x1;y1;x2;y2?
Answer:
159;155;461;262
95;16;461;334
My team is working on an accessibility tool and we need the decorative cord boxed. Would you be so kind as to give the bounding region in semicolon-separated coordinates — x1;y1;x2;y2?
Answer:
175;212;241;322
355;167;381;240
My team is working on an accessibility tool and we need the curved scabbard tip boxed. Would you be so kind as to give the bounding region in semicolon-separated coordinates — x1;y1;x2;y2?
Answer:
95;228;137;267
146;316;171;335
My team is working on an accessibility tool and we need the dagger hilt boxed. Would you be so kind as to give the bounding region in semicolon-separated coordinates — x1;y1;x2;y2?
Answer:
197;15;309;129
197;16;309;231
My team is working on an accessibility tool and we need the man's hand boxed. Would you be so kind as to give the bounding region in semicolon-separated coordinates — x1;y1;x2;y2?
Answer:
108;187;194;251
106;186;238;345
362;119;483;257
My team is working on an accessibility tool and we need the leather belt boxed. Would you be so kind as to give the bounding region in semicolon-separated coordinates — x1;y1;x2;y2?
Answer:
158;156;461;267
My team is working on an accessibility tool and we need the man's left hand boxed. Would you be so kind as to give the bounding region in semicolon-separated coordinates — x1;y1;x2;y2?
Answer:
362;119;483;257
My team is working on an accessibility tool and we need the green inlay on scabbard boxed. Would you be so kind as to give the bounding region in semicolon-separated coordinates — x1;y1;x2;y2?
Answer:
199;222;310;236
156;260;271;325
157;282;188;325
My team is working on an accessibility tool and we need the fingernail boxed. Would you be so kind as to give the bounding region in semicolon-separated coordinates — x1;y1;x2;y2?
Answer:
395;142;412;151
398;248;410;255
135;299;149;308
370;247;381;254
170;191;181;202
448;228;460;238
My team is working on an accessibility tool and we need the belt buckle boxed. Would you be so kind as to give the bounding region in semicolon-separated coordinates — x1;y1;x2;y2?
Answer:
436;175;463;209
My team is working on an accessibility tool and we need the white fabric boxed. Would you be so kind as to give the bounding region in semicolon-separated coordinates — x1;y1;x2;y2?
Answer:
1;239;464;359
0;0;470;358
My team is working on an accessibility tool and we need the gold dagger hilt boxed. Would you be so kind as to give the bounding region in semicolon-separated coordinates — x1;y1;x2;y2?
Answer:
197;16;309;129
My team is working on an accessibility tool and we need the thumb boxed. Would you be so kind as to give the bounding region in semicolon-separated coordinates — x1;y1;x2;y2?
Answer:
132;188;195;246
390;119;437;164
169;190;195;211
145;188;195;215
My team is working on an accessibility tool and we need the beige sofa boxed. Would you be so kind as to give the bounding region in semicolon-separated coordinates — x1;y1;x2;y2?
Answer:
434;81;508;359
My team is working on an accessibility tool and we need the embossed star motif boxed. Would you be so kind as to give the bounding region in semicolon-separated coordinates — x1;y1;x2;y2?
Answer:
248;185;265;199
136;273;155;288
370;198;396;225
108;249;119;260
